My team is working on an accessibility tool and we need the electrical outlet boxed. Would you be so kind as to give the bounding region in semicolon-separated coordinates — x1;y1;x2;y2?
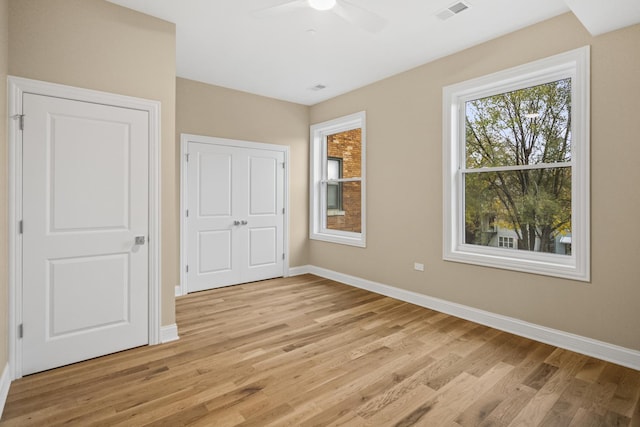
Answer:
414;262;425;272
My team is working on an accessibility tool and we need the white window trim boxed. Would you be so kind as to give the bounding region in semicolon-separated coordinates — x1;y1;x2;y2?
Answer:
310;111;366;247
443;46;590;281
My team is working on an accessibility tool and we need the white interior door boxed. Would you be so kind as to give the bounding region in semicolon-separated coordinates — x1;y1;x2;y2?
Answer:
186;141;284;292
22;93;150;375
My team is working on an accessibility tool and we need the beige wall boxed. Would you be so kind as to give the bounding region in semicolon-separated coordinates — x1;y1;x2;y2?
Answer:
309;13;640;351
8;0;178;325
0;0;9;372
176;78;310;267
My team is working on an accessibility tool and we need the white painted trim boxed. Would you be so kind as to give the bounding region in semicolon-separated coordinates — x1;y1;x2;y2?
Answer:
306;265;640;371
179;133;290;295
175;285;183;297
179;136;188;296
0;363;10;419
160;324;180;343
7;76;162;379
442;46;590;282
147;89;163;349
288;265;312;276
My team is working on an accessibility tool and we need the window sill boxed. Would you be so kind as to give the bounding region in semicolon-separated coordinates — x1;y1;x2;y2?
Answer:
310;231;366;248
443;245;589;282
327;209;345;217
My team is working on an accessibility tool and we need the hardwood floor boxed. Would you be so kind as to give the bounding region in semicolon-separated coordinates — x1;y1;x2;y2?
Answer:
2;274;639;426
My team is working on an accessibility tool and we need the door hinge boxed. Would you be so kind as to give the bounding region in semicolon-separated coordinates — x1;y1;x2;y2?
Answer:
282;162;285;169
282;253;285;260
19;220;23;234
282;208;285;214
186;265;189;273
185;153;190;162
186;209;189;218
18;324;23;339
11;114;24;131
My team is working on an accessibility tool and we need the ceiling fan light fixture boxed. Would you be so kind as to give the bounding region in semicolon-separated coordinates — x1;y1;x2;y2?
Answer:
308;0;336;11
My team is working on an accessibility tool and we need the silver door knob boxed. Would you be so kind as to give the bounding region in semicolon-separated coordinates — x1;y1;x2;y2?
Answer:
233;220;241;226
135;236;146;245
241;220;248;225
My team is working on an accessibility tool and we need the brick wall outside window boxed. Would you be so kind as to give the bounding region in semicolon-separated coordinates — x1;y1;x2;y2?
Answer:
327;129;362;233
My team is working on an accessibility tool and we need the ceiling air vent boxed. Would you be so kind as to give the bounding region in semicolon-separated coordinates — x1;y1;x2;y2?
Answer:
436;1;471;20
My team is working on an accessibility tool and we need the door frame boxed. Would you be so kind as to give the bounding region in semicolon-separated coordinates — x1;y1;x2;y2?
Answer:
178;134;290;296
7;76;162;379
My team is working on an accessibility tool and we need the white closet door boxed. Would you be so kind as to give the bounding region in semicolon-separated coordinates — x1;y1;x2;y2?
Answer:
22;93;150;375
186;142;284;292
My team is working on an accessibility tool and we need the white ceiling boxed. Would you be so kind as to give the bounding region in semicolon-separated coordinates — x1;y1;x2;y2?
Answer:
105;0;639;106
565;0;640;36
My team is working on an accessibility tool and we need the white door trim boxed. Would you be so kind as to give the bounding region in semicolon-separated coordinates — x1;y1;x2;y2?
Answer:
7;76;162;379
178;134;290;296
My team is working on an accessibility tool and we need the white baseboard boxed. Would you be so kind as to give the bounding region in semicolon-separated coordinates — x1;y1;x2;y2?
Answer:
175;285;183;297
288;265;312;277
160;324;180;343
304;265;640;371
0;363;10;420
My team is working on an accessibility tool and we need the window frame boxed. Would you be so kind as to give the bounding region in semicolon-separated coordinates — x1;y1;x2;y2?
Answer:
310;111;366;247
443;47;590;281
498;236;515;249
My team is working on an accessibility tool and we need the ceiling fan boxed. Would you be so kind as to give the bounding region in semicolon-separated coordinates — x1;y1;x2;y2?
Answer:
254;0;387;34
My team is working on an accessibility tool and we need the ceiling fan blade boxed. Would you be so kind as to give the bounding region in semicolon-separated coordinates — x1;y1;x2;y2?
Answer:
252;0;308;18
332;0;387;33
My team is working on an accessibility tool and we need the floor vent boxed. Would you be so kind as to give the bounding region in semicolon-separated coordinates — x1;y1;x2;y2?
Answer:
436;1;471;20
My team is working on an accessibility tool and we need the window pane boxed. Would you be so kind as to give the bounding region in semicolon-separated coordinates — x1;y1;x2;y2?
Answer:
327;159;341;180
327;183;341;210
326;182;361;232
464;168;571;254
465;78;572;169
327;129;361;179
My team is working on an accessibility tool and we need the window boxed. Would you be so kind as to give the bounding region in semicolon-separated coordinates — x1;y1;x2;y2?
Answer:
310;111;366;247
443;47;590;281
498;236;515;249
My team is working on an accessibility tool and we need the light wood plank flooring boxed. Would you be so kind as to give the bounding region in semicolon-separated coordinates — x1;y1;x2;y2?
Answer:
2;274;639;426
